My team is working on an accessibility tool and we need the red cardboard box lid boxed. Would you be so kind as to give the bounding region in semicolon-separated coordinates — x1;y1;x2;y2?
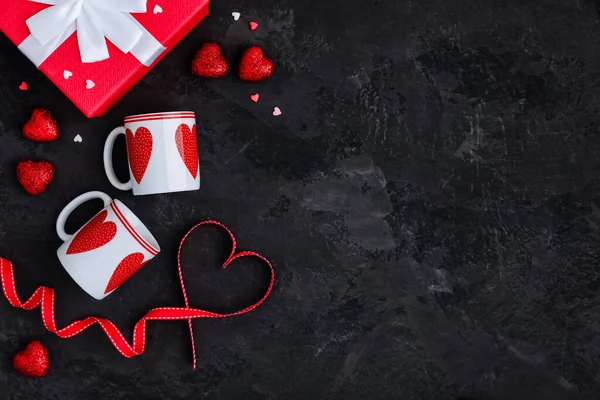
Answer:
0;1;209;118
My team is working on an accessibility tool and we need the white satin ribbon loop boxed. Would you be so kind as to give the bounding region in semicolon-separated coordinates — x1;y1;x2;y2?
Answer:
27;0;81;46
21;0;164;66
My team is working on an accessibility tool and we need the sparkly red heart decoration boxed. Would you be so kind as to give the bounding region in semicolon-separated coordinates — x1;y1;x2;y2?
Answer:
16;160;54;195
13;341;49;378
23;108;59;142
192;43;229;78
238;46;275;82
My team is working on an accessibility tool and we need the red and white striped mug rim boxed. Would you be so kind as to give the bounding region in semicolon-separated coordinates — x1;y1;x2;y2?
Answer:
124;111;196;123
110;200;160;256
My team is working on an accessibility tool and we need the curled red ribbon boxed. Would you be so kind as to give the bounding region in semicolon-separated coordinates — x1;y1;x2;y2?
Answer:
0;220;275;369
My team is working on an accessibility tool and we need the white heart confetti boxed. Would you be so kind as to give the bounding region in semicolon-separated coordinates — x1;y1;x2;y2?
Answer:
273;107;282;116
86;80;95;89
63;70;73;80
231;12;241;21
153;5;163;14
74;134;83;143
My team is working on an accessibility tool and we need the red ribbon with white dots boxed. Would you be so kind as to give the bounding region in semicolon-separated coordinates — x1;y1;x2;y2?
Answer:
0;220;275;369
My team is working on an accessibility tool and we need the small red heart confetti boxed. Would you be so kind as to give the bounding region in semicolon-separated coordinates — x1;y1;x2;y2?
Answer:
250;93;260;102
249;21;259;31
16;160;54;196
23;108;59;142
192;43;229;78
238;46;275;82
13;341;49;378
19;81;28;91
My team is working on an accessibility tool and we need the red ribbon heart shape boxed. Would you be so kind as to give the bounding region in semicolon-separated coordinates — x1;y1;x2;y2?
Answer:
0;220;274;369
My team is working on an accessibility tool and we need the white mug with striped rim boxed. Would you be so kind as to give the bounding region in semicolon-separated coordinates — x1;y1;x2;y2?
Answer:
103;111;200;196
56;191;161;300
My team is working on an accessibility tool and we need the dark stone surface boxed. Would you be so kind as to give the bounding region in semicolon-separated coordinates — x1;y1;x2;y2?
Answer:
0;0;599;398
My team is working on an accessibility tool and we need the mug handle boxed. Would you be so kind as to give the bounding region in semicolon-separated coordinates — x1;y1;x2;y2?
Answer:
103;126;133;191
56;191;113;242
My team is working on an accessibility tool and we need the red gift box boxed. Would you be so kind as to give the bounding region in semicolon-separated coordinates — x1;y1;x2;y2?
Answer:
0;0;209;118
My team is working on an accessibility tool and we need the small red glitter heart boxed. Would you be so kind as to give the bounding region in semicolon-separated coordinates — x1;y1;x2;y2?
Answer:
238;46;275;82
249;21;259;31
191;43;229;78
16;160;54;196
13;341;49;378
23;108;59;142
19;81;28;91
250;93;260;102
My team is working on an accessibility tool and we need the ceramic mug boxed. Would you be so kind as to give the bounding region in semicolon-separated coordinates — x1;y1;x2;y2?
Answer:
56;191;161;300
104;111;200;196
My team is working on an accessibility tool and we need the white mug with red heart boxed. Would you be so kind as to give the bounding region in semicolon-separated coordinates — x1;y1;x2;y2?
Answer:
56;191;161;300
103;111;200;196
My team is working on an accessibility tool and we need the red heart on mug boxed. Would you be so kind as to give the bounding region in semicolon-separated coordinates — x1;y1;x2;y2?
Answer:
175;124;199;179
67;210;117;255
126;127;153;184
105;253;148;294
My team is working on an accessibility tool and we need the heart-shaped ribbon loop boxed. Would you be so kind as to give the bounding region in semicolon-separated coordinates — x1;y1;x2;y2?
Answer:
0;220;275;369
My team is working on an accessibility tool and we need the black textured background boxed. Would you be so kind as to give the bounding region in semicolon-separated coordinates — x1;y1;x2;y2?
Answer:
1;0;599;399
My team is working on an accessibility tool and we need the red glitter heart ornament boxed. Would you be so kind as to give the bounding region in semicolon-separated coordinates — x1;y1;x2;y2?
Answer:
23;108;59;142
16;160;54;195
192;43;229;78
238;46;275;82
13;341;49;378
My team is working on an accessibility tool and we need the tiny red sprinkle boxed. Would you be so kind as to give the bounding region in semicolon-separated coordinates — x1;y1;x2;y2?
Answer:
250;93;260;102
19;82;28;91
249;21;259;31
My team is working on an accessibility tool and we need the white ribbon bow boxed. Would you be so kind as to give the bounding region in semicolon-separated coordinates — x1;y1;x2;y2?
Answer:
19;0;165;67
